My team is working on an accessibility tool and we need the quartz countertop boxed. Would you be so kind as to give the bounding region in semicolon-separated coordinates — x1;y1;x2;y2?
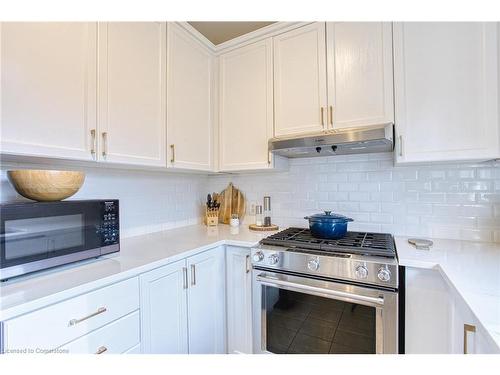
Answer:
0;224;273;320
396;236;500;349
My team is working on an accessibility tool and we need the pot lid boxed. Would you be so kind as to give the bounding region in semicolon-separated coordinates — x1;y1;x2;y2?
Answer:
305;211;353;222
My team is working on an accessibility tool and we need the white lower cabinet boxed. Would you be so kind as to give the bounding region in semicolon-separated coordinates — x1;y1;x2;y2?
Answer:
3;277;140;353
405;267;499;354
225;246;253;354
139;247;226;354
139;259;189;354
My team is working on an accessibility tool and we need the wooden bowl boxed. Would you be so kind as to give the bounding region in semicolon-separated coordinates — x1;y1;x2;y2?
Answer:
7;170;85;202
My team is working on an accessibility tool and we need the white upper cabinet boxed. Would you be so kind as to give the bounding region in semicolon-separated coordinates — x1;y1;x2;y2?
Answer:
219;39;274;171
327;22;394;130
167;24;214;171
0;22;97;160
394;22;500;163
273;23;328;137
98;22;167;167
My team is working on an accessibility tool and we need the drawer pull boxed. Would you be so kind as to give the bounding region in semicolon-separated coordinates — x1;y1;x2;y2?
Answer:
68;307;107;326
95;346;108;355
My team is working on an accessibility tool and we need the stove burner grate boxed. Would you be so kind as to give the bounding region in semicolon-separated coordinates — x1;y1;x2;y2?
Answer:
261;227;396;257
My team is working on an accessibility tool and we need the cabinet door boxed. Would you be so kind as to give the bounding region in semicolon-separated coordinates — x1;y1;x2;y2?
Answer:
327;22;394;130
394;22;500;163
0;22;97;160
140;259;188;354
405;268;453;354
167;24;214;171
226;246;253;354
98;22;167;167
219;39;273;171
186;247;226;354
273;23;328;137
451;289;500;354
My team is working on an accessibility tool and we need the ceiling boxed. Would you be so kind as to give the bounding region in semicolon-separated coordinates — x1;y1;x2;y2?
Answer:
188;22;275;45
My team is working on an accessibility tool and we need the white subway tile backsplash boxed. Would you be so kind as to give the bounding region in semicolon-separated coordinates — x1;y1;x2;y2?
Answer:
208;152;500;242
1;163;208;238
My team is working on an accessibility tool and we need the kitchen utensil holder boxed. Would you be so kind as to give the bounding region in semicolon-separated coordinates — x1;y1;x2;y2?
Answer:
205;207;219;227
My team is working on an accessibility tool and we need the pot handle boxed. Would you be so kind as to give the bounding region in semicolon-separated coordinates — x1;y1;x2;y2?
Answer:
304;216;309;220
324;211;332;215
346;217;354;222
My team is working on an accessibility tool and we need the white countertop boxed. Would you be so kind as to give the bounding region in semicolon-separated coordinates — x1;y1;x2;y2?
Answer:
396;236;500;349
1;225;499;351
0;224;272;320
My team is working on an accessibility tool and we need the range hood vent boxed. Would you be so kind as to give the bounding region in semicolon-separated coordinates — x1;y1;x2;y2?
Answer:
269;124;394;158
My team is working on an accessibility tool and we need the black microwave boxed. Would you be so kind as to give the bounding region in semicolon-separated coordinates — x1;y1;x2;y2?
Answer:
0;199;119;281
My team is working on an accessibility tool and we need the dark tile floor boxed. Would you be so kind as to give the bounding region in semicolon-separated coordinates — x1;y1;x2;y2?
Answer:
266;290;376;354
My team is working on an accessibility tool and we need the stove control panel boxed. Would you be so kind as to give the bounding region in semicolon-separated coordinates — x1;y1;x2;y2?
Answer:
251;246;398;288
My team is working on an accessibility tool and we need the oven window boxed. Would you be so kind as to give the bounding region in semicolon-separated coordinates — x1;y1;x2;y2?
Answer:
4;214;84;260
265;287;376;354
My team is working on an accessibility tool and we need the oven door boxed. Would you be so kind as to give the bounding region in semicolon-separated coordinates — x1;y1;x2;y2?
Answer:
252;269;398;354
0;201;102;279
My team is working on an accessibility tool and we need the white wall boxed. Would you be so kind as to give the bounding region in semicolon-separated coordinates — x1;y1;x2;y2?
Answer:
0;162;209;238
209;153;500;242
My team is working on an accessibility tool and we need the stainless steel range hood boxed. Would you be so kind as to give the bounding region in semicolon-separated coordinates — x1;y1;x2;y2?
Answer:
269;123;394;158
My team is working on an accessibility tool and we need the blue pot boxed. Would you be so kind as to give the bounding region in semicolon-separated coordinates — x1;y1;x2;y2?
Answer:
304;211;353;239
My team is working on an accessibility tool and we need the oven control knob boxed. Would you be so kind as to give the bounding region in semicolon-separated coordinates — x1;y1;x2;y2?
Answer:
267;254;279;265
355;265;368;279
377;268;391;282
307;259;320;271
252;251;264;263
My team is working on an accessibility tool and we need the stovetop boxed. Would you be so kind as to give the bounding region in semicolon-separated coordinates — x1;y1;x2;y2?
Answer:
260;227;396;258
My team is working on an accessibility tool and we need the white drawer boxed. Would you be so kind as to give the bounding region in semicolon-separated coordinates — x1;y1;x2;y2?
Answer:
59;311;140;354
4;277;139;351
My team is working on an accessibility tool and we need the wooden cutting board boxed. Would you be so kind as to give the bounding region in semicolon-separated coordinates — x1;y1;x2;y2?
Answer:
219;182;246;224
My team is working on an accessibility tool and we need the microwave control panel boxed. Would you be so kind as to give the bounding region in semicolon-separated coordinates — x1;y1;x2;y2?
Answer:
101;200;119;246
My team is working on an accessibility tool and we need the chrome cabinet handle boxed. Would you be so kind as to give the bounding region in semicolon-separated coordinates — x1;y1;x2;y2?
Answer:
182;267;188;289
90;129;96;158
245;254;251;273
329;106;333;127
398;135;403;157
170;144;175;163
95;346;107;354
463;323;476;354
267;152;271;165
320;107;325;126
68;307;107;326
190;264;196;286
102;132;108;157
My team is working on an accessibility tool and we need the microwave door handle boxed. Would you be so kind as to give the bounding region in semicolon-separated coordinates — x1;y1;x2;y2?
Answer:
256;273;385;306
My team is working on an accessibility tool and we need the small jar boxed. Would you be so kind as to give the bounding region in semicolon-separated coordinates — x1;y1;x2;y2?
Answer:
230;214;240;227
255;205;263;226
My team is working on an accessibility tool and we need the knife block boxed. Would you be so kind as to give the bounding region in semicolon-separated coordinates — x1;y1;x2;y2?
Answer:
205;207;219;227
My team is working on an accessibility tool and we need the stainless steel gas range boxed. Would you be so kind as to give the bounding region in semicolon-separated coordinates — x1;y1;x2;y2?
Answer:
251;228;403;354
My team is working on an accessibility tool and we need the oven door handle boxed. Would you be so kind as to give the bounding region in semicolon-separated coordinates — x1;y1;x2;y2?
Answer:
256;273;385;306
